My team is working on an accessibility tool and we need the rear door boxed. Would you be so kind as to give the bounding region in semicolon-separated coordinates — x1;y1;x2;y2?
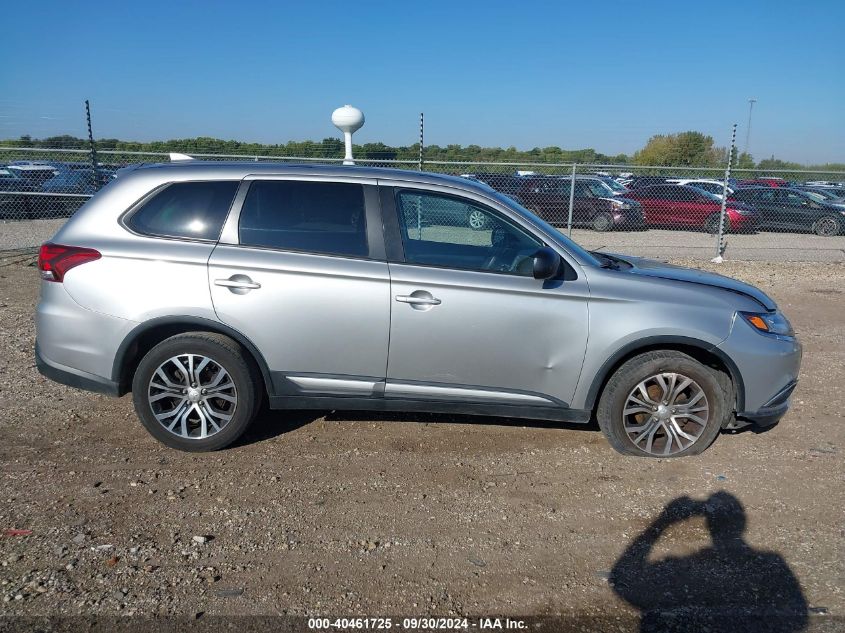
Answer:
208;177;391;400
775;189;820;231
636;186;671;226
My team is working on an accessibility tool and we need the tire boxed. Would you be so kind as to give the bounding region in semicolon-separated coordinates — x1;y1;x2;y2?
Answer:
812;215;841;237
704;213;729;235
591;212;614;232
131;332;263;452
596;350;729;458
467;208;489;231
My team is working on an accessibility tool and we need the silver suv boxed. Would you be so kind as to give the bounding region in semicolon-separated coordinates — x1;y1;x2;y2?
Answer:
35;163;801;457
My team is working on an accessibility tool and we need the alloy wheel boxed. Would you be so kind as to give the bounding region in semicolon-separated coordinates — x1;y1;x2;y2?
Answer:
468;209;487;230
622;372;709;456
814;217;839;236
147;354;238;439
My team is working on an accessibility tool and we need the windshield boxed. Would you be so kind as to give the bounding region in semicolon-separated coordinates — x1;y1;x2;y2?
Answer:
688;186;722;202
487;189;602;267
584;180;616;197
803;191;826;202
601;178;627;192
806;189;836;200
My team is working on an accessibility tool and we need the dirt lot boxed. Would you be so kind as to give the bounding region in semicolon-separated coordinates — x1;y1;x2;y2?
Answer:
0;255;842;631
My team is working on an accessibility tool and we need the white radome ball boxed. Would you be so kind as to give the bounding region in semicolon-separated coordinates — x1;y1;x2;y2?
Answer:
331;105;365;133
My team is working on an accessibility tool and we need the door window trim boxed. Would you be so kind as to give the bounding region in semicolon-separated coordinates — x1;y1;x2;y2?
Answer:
119;179;241;244
382;185;576;279
218;177;386;261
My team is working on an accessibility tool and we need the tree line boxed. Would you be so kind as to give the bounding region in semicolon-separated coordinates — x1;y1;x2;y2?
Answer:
3;132;841;171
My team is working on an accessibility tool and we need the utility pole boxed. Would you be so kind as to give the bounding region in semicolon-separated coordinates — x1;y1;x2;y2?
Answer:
743;98;757;155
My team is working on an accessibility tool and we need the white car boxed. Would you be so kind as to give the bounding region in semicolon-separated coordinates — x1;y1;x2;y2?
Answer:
666;179;733;199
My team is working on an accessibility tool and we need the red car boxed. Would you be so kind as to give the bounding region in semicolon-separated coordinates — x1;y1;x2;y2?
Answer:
622;184;759;233
738;177;789;187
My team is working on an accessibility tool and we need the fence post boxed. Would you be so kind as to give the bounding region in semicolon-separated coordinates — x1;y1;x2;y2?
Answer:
418;112;424;171
712;123;738;263
567;163;576;238
84;100;100;189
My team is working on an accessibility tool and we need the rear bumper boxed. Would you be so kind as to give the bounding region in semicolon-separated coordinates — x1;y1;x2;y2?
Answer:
728;213;759;232
35;342;120;397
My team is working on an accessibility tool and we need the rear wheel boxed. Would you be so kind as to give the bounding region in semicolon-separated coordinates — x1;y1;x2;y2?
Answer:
704;213;729;235
592;212;613;232
813;215;841;236
131;332;262;451
596;351;729;458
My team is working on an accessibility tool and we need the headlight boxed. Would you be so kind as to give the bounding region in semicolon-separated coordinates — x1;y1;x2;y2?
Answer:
729;207;753;216
610;199;631;210
739;311;794;337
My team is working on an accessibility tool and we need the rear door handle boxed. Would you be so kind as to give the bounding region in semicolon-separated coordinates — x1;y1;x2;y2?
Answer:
214;275;261;293
395;294;441;306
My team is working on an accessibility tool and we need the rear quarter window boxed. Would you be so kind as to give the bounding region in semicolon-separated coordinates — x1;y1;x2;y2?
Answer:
127;181;239;241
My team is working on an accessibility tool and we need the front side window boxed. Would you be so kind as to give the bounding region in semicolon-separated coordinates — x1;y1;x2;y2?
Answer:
128;181;239;240
395;190;542;276
238;180;367;258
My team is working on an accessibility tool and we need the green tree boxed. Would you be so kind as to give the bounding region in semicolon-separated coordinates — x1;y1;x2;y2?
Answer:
633;131;723;167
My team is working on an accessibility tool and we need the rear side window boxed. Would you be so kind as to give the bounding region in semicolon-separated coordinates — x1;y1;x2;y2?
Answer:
238;180;368;257
128;181;238;241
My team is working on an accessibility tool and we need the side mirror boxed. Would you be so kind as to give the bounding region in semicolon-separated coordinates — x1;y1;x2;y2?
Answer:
532;247;561;280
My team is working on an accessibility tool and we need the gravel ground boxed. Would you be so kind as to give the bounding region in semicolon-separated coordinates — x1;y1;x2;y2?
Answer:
0;255;842;631
2;217;845;261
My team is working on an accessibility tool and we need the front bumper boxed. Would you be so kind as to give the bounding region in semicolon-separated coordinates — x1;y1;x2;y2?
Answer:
716;317;802;427
737;380;798;427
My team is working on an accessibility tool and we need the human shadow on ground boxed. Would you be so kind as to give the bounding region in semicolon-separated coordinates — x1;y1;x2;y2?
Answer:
610;491;808;633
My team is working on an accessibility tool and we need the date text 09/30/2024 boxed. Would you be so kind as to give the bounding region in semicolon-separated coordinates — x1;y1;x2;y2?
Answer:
307;617;527;630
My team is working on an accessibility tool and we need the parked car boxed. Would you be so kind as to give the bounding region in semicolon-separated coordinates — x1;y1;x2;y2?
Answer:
8;163;59;188
35;162;801;458
622;184;758;233
517;176;645;231
795;186;845;202
461;173;524;197
30;170;102;217
737;177;788;188
627;176;673;189
729;187;845;236
666;179;734;199
0;165;36;218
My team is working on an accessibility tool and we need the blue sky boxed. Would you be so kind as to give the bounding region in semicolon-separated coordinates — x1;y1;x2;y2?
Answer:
1;0;843;164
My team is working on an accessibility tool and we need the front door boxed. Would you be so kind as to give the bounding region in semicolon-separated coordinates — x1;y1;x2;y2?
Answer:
383;186;590;410
208;178;390;399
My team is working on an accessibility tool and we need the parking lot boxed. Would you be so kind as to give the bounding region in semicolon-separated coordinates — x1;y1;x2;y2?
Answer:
0;252;842;629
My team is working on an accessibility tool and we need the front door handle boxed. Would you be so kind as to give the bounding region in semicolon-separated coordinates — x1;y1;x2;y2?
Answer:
395;295;441;305
395;292;441;307
214;275;261;294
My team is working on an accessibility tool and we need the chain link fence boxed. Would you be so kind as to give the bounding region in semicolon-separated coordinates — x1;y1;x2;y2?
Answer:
2;146;844;260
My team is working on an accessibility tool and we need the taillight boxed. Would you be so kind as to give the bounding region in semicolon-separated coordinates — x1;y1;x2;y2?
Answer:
37;243;101;282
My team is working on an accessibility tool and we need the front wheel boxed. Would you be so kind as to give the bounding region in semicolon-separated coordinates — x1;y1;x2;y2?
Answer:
596;351;729;458
813;215;841;236
592;212;614;232
704;213;730;235
131;332;262;451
